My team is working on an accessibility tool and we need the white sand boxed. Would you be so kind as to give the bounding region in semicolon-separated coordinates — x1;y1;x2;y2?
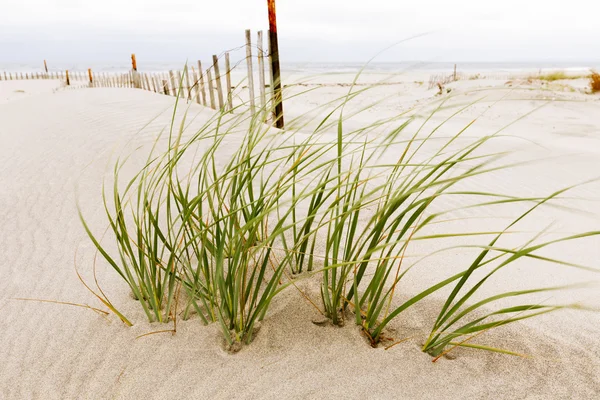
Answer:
1;75;599;399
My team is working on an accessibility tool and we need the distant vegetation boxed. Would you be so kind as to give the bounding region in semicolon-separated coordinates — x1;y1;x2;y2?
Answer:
590;71;600;93
531;71;588;82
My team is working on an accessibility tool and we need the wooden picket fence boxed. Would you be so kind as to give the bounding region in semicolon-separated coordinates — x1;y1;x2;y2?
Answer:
0;29;281;125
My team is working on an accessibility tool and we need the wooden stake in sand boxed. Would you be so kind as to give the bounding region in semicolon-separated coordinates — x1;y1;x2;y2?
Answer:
88;68;93;87
257;31;267;114
225;53;233;112
162;79;168;95
197;61;207;106
145;74;152;92
206;67;216;110
177;70;185;98
151;74;158;93
245;29;256;115
192;69;201;104
453;64;457;81
169;70;177;96
66;70;70;86
268;0;284;128
185;68;192;100
212;55;224;110
44;60;48;78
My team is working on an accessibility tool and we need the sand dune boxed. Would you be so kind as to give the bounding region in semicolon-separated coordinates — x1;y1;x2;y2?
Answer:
1;80;599;399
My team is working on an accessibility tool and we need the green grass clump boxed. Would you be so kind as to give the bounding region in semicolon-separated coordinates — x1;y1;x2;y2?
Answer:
80;67;599;356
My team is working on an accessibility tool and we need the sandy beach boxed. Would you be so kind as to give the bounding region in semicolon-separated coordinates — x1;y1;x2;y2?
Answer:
1;72;599;399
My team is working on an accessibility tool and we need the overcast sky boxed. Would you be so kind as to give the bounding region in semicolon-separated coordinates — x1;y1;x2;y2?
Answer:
1;0;599;64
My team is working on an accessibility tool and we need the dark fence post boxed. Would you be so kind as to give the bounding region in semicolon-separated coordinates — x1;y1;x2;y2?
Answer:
267;0;284;128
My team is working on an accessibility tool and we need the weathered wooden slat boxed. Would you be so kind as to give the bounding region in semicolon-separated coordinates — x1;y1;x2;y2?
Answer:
245;29;256;115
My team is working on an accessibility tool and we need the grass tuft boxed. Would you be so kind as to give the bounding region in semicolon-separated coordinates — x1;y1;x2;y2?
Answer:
531;71;588;82
80;66;599;356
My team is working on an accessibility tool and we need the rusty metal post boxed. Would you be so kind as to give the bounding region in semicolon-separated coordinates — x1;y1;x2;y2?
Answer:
267;0;284;128
131;53;142;88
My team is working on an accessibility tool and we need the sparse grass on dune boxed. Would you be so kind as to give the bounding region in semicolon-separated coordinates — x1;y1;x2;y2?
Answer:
80;68;599;357
530;71;588;82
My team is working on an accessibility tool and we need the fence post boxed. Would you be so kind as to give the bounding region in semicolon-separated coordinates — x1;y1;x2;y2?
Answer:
197;61;207;106
162;79;168;95
245;29;256;115
212;55;224;110
179;70;186;98
169;70;177;96
152;74;159;92
453;64;457;81
225;53;233;112
44;60;48;78
182;68;190;100
268;0;284;128
257;31;267;114
206;66;216;110
66;70;70;86
131;53;142;88
145;74;153;92
88;68;93;87
192;69;201;104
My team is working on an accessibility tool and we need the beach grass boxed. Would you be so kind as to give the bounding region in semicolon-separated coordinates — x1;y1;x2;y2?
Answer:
79;70;599;356
531;71;588;81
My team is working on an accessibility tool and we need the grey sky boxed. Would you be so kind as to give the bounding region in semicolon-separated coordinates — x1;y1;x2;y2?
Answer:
1;0;599;63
